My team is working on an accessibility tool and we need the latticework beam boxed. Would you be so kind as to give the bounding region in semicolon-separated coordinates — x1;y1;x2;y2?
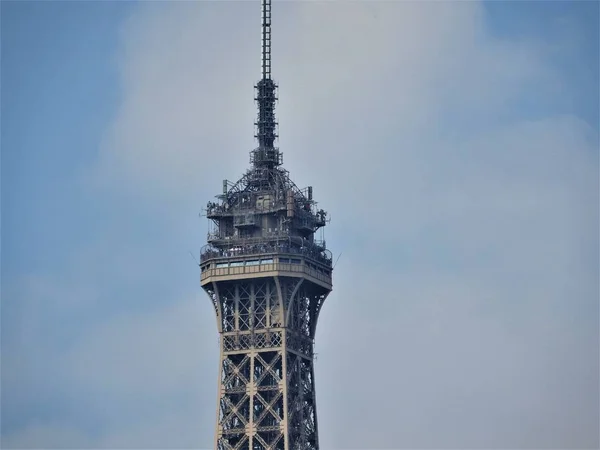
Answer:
205;277;328;450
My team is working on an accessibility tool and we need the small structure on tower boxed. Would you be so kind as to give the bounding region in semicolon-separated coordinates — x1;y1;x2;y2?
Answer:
199;0;333;449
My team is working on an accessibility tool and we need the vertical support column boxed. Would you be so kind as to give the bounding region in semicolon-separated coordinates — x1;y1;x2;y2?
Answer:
311;363;320;448
280;333;289;450
248;283;256;448
214;338;222;450
234;284;240;333
248;351;255;448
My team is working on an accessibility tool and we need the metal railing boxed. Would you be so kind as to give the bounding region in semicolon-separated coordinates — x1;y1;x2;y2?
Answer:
206;200;289;217
200;242;332;266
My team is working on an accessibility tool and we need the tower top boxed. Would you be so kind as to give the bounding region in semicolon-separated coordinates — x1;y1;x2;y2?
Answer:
252;0;280;168
201;0;331;271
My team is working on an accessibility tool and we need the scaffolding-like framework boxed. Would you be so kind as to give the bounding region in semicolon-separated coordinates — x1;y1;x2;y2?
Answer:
200;0;332;448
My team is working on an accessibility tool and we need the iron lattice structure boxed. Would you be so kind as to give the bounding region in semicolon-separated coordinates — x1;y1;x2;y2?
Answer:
199;1;333;449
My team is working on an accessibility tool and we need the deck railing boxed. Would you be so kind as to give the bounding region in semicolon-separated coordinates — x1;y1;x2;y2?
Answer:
200;242;332;266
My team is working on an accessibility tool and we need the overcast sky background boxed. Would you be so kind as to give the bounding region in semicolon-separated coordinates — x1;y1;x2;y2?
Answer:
2;1;599;449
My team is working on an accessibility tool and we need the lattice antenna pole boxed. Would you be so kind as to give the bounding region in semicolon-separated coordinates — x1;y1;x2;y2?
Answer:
253;0;279;167
261;0;271;80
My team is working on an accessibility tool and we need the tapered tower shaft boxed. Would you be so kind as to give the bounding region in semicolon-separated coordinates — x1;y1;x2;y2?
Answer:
201;1;332;449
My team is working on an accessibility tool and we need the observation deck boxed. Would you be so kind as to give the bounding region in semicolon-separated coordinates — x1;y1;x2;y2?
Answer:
200;242;332;290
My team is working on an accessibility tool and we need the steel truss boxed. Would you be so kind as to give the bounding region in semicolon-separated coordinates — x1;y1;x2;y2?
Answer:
204;276;328;450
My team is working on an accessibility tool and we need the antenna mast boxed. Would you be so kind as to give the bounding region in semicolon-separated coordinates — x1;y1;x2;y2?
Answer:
261;0;271;80
252;0;281;168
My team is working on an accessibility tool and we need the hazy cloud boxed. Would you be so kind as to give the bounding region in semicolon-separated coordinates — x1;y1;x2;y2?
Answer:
3;1;598;449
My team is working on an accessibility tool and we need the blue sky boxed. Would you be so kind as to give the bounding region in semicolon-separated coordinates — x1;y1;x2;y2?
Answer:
2;1;598;448
3;1;127;275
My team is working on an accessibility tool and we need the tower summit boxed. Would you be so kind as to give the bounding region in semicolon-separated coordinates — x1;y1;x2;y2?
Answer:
200;0;333;449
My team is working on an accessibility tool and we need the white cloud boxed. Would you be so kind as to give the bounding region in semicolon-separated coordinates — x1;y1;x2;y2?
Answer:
61;297;217;448
1;423;95;450
3;289;218;449
6;1;597;449
65;297;215;397
96;1;598;447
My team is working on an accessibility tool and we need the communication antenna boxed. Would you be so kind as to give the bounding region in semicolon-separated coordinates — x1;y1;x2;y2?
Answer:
252;0;279;167
334;252;343;269
189;251;200;267
261;0;272;80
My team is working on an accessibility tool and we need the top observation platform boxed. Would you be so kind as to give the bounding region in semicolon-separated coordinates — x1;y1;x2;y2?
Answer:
200;240;332;290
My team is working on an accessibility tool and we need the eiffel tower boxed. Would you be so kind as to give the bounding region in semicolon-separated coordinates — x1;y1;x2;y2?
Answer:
199;1;333;449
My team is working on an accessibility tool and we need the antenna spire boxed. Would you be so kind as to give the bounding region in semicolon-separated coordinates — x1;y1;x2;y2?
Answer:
251;0;281;168
261;0;271;80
